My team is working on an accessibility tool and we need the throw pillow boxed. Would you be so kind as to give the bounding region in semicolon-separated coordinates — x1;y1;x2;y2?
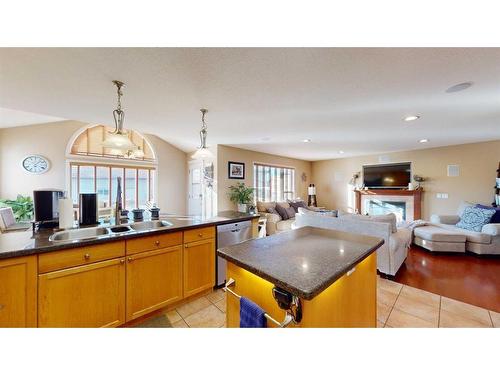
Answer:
475;204;500;224
284;206;296;219
456;206;496;232
274;204;289;220
288;200;307;213
266;207;280;217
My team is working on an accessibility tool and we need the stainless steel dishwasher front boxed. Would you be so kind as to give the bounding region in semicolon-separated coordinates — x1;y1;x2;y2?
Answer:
216;220;252;287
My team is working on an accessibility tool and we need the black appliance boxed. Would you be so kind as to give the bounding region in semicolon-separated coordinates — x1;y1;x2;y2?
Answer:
363;162;411;189
33;189;64;228
79;193;99;226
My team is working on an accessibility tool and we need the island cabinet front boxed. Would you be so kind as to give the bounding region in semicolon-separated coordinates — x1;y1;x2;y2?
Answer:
226;252;377;328
0;255;37;328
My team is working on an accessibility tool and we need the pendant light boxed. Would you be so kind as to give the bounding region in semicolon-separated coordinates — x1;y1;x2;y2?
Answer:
192;108;214;159
102;80;137;152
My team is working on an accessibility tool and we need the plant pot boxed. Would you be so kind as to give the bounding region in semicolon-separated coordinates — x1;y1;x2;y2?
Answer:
237;203;247;213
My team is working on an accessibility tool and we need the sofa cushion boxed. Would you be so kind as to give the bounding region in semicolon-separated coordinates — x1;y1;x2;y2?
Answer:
276;219;294;232
436;223;492;244
284;206;296;219
456;206;495;232
413;226;466;243
475;204;500;223
297;207;336;217
275;203;290;220
347;213;397;233
266;207;280;216
257;201;276;213
288;200;307;213
389;227;412;253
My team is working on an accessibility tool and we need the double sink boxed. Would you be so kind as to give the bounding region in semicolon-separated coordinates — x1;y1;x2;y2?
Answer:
49;220;173;242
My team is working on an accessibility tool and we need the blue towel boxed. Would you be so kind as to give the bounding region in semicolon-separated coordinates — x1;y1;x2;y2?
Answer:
240;297;267;328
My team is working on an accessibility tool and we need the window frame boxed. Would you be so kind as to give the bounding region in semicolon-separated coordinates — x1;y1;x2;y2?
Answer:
253;162;296;202
69;162;156;210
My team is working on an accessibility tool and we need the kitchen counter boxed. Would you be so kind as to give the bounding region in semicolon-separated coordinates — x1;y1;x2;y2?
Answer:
217;226;383;300
0;211;259;260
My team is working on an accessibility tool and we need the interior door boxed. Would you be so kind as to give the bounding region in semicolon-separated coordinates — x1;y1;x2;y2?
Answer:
188;160;203;216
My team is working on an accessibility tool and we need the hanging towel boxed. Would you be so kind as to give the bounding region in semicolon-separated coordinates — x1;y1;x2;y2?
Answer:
240;297;267;328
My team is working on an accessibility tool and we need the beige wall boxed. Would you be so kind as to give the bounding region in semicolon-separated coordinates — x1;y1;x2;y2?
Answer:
0;121;188;215
311;140;500;220
217;145;312;211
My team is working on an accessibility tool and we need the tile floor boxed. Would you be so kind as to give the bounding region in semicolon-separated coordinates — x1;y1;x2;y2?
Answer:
141;277;499;328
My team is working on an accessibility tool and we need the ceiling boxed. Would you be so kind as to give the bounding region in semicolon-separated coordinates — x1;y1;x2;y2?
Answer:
0;107;65;128
1;48;499;161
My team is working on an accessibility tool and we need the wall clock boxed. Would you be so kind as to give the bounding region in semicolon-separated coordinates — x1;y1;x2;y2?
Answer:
22;155;50;174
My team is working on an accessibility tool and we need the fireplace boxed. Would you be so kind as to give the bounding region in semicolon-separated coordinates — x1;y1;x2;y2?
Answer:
354;188;423;222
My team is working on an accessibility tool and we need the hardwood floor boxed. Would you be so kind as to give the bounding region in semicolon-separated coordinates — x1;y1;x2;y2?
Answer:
393;245;500;313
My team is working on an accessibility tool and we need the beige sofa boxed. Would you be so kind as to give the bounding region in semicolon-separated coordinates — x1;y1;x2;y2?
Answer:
295;211;412;276
257;201;296;235
413;202;500;255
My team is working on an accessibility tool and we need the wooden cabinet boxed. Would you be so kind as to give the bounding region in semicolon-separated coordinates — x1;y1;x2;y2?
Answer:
183;238;215;298
126;245;183;321
126;232;182;255
0;255;37;327
38;258;126;328
184;226;215;243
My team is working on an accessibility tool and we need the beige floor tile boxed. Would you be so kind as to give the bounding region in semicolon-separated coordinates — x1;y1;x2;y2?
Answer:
172;319;189;328
207;289;225;304
378;278;403;295
394;294;439;325
184;305;226;328
176;296;212;319
377;288;399;307
377;301;392;324
490;311;500;328
377;320;384;328
440;297;491;326
439;310;491;328
214;298;226;313
386;307;436;328
165;309;182;324
399;285;440;308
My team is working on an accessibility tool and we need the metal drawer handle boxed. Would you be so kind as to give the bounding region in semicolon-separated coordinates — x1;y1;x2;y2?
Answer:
127;257;133;262
120;259;125;265
198;233;203;237
155;240;160;246
84;253;91;260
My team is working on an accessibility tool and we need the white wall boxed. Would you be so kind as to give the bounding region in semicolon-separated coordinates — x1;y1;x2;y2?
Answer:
0;121;188;215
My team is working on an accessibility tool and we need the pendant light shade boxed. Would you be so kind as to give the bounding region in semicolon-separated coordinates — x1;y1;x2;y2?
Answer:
192;108;214;160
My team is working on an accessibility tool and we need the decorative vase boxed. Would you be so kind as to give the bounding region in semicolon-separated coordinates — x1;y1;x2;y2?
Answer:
237;203;247;213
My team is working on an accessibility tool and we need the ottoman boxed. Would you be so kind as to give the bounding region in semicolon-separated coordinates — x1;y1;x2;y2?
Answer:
413;225;466;252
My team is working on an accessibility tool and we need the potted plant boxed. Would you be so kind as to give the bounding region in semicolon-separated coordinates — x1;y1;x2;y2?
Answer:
0;195;34;222
228;183;254;213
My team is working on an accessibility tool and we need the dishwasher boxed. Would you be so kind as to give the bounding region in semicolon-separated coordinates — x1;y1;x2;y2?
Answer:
216;220;253;287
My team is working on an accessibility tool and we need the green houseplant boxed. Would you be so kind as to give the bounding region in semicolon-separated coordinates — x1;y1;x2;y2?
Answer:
228;183;254;213
0;195;34;222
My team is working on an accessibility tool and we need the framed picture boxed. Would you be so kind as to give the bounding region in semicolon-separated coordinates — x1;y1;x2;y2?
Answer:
228;161;245;179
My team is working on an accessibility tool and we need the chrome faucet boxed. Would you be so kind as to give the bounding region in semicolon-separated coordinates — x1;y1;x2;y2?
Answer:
115;176;123;224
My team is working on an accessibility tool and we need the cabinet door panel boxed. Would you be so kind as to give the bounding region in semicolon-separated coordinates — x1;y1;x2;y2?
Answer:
126;245;183;321
38;258;126;328
183;238;215;297
0;256;37;327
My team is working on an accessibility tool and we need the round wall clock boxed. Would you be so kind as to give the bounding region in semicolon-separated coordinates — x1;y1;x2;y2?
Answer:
22;155;50;174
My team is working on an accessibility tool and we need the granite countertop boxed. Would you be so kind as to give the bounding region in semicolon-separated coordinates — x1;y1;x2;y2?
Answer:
217;226;384;300
0;211;259;260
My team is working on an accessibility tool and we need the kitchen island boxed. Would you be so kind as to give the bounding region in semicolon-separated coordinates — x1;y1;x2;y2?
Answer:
0;211;258;327
217;227;384;328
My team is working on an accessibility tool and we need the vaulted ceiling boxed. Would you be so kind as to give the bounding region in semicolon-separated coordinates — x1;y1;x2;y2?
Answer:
1;48;499;160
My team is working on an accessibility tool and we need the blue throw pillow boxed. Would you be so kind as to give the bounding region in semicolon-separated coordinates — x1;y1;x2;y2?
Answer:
475;204;500;223
456;206;495;232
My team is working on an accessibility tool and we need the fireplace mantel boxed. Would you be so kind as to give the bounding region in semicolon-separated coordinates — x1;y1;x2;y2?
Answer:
354;188;423;220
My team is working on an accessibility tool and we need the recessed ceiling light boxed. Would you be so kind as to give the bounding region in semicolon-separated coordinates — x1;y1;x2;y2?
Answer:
339;150;345;154
403;115;420;122
302;139;311;143
419;139;429;143
446;82;473;93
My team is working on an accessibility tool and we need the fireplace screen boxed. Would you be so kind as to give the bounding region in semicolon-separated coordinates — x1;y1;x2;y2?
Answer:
366;199;406;221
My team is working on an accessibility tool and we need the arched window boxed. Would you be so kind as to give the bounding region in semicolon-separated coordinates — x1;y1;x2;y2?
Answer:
67;125;157;211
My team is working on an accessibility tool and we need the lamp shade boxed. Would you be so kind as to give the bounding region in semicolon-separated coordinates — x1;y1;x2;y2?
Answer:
102;132;137;151
191;147;214;160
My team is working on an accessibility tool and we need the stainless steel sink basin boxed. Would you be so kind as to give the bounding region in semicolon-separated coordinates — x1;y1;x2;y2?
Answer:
50;227;110;242
129;220;172;231
109;225;133;233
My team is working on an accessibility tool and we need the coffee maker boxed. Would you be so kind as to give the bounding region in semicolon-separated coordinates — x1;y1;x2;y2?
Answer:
33;189;64;229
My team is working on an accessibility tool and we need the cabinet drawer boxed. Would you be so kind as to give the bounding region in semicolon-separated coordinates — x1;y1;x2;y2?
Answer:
184;226;215;243
38;241;125;274
126;231;183;255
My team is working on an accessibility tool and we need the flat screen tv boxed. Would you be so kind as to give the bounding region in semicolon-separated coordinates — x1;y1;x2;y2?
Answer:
363;162;411;189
